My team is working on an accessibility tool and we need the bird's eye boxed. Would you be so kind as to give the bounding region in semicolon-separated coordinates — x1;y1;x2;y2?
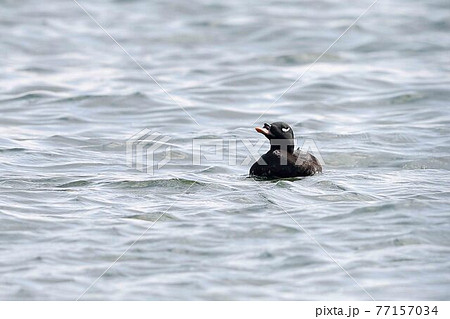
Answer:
281;127;290;132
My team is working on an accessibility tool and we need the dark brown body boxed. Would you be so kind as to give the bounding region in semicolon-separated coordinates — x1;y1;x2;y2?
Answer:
250;149;322;178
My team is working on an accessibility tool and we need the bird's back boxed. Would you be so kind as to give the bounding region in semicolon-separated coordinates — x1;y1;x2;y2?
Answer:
250;149;321;178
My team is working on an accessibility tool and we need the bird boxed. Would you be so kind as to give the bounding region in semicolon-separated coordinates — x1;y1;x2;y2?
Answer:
249;122;322;178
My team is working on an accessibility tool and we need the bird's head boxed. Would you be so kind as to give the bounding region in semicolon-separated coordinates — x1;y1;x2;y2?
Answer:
255;122;295;153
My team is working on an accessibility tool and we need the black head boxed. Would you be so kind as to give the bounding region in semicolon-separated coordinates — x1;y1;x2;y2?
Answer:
255;122;295;153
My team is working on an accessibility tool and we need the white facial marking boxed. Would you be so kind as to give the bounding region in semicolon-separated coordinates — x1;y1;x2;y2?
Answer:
282;127;290;132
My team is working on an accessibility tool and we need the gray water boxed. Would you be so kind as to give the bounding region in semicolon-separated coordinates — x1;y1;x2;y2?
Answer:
1;0;450;300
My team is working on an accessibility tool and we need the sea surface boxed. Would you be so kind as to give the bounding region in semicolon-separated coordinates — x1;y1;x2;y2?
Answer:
0;0;449;300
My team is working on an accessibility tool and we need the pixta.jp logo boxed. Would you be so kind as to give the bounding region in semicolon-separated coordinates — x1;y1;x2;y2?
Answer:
126;128;324;175
126;129;172;174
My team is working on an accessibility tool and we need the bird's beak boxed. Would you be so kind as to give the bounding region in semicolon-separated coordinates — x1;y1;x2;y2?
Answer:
255;127;270;135
255;123;272;137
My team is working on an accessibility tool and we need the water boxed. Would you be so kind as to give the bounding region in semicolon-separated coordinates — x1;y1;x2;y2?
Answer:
1;0;449;300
